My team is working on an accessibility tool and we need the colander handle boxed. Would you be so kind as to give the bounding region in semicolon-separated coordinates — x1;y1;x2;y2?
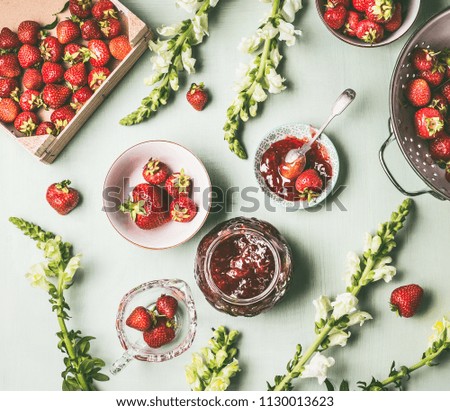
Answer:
379;127;438;198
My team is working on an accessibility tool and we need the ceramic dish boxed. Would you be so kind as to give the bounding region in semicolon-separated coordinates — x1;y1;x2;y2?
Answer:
254;123;340;210
103;140;212;249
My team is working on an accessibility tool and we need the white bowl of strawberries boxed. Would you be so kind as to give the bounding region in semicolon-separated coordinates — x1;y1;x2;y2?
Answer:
103;140;212;250
316;0;421;47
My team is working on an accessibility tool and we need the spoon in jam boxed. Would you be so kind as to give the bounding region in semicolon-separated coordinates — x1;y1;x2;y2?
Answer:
280;89;356;179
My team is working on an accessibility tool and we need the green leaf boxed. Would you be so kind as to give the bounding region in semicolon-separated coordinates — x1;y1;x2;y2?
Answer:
92;373;110;382
54;1;69;15
324;379;334;391
339;380;350;391
43;16;59;30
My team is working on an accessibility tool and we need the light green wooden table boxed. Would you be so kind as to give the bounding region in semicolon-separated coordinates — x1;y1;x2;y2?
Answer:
1;0;449;391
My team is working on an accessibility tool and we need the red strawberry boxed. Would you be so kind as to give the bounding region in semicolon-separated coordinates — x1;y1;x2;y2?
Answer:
69;0;93;19
186;83;208;111
88;66;110;90
0;28;21;52
81;19;102;41
42;62;65;84
19;89;41;111
442;83;450;103
18;44;42;68
63;43;90;65
100;18;121;39
328;0;350;6
0;77;19;98
430;93;448;115
57;20;81;45
366;0;395;23
46;180;80;215
412;48;437;72
170;197;197;223
51;105;76;130
279;156;306;180
0;98;20;123
156;295;178;319
405;78;431;107
165;169;192;198
142;158;170;185
143;320;175;348
419;65;445;87
64;63;87;89
429;136;450;162
295;169;324;202
88;39;110;67
343;11;362;37
92;0;118;20
22;68;43;89
390;284;423;318
71;86;93;111
36;121;57;136
356;19;384;43
126;306;154;331
384;2;402;32
0;54;21;77
352;0;369;12
17;21;40;45
414;107;444;139
40;36;64;63
42;84;71;109
109;35;131;61
323;4;347;30
14;111;39;136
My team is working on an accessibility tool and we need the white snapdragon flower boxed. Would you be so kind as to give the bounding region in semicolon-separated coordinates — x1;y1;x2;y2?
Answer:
157;23;183;37
233;63;252;92
281;0;303;23
63;255;81;284
270;46;283;68
301;353;335;385
192;14;209;44
372;265;396;283
176;0;202;14
150;51;173;74
181;46;196;74
238;34;263;54
278;19;301;47
344;252;360;287
313;295;332;323
428;317;450;348
260;22;279;40
266;68;286;94
252;83;267;102
347;311;373;327
26;263;50;291
149;39;170;54
328;329;351;347
331;293;358;319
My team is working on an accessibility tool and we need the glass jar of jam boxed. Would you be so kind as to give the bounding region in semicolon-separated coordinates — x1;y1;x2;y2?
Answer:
195;217;293;317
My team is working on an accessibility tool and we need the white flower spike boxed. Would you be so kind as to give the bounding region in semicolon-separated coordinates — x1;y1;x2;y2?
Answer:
301;353;335;385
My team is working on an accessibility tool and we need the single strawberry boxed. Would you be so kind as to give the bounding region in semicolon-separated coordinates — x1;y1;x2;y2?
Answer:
142;158;170;185
323;4;347;30
18;44;42;69
343;11;362;37
143;320;175;348
81;19;103;41
0;77;19;98
71;86;93;110
295;169;324;202
46;180;80;215
17;21;40;45
14;111;39;136
405;78;431;107
69;0;93;19
170;197;197;223
63;43;90;65
352;0;369;12
36;121;57;136
366;0;395;24
22;68;43;89
92;0;118;21
429;136;450;162
126;306;154;331
384;2;402;32
87;66;110;90
0;98;20;123
186;83;208;111
51;105;76;130
42;84;71;109
42;62;65;84
0;54;21;77
19;89;41;111
328;0;350;6
88;39;110;67
165;169;192;198
109;35;131;61
279;156;307;180
40;36;64;63
430;93;448;115
64;63;87;89
420;65;445;87
412;48;437;72
390;284;423;318
442;83;450;103
100;18;121;39
0;28;21;52
414;107;444;139
57;20;81;45
156;295;178;319
356;19;384;43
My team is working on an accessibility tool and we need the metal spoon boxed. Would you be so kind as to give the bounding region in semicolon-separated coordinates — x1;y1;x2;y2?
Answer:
284;89;356;166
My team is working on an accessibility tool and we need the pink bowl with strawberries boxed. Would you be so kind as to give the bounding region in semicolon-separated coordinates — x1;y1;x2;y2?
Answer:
316;0;421;48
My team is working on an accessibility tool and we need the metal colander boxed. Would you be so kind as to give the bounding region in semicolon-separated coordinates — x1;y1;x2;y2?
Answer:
379;7;450;201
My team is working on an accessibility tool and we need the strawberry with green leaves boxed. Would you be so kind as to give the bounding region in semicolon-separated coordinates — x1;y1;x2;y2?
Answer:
57;20;81;45
63;43;90;65
323;4;347;30
46;180;80;215
420;64;445;87
390;284;423;318
19;89;42;112
356;19;384;44
69;0;93;19
51;105;76;131
81;19;103;41
0;77;18;98
64;63;88;89
412;48;437;71
142;158;170;185
384;2;402;32
100;18;121;39
366;0;395;24
186;83;208;111
40;36;64;63
165;169;192;198
343;11;362;37
92;0;118;21
143;320;175;348
414;107;444;139
156;295;178;319
14;111;39;136
42;84;71;109
0;28;21;53
126;306;155;332
71;86;93;111
170;197;197;223
88;66;110;90
36;121;57;136
295;169;323;202
88;39;110;67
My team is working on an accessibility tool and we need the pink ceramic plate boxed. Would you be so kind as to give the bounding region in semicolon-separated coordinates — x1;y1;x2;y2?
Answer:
103;140;212;249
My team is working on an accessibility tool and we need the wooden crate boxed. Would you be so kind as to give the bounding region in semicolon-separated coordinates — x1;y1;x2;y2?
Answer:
0;0;152;164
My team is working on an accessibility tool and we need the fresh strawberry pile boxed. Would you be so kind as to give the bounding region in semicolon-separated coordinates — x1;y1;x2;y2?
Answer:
404;47;450;182
0;0;132;137
126;295;179;349
120;158;198;230
322;0;404;45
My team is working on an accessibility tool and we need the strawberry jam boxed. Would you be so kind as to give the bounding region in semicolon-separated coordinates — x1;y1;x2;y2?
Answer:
260;135;333;201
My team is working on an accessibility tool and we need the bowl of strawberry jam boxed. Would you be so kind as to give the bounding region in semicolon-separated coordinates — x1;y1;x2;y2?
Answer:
195;217;292;317
255;123;340;209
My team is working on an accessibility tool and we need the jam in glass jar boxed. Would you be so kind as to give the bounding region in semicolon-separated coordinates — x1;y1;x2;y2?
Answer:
195;217;293;317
